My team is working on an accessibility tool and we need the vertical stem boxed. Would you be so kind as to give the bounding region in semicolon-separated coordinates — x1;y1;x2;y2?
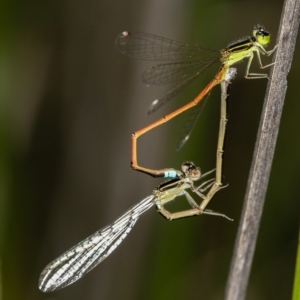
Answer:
224;1;300;299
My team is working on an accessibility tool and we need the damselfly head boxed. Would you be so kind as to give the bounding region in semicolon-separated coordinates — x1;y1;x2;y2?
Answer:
253;25;271;46
181;162;201;181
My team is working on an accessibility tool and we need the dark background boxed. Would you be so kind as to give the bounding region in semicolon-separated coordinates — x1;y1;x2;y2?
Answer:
1;0;299;299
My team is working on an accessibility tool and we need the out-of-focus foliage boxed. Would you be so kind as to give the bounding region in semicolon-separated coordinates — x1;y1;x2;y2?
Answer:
1;0;298;299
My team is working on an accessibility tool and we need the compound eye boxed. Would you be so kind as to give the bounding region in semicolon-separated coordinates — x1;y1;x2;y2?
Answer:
189;167;201;181
181;162;194;173
257;32;270;45
181;162;201;181
253;26;270;46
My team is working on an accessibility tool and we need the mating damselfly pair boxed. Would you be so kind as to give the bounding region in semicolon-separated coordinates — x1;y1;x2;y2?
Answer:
39;26;276;292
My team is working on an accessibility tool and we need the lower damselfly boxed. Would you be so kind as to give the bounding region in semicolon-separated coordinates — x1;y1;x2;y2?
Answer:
38;68;237;293
39;162;230;292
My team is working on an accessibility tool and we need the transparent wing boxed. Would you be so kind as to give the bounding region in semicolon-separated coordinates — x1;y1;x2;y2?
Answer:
39;195;155;292
176;92;211;151
142;59;216;86
116;31;219;114
145;59;216;115
115;31;219;61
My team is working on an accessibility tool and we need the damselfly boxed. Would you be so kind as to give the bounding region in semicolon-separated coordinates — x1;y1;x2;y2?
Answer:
39;162;231;292
38;68;237;293
115;25;277;177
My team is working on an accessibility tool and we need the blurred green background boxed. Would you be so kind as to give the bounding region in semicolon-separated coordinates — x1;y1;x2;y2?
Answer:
1;0;299;299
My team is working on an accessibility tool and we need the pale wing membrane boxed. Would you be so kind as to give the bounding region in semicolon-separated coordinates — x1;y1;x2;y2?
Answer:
176;92;211;151
39;195;155;292
142;59;216;86
146;59;217;115
116;31;221;148
115;31;219;61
